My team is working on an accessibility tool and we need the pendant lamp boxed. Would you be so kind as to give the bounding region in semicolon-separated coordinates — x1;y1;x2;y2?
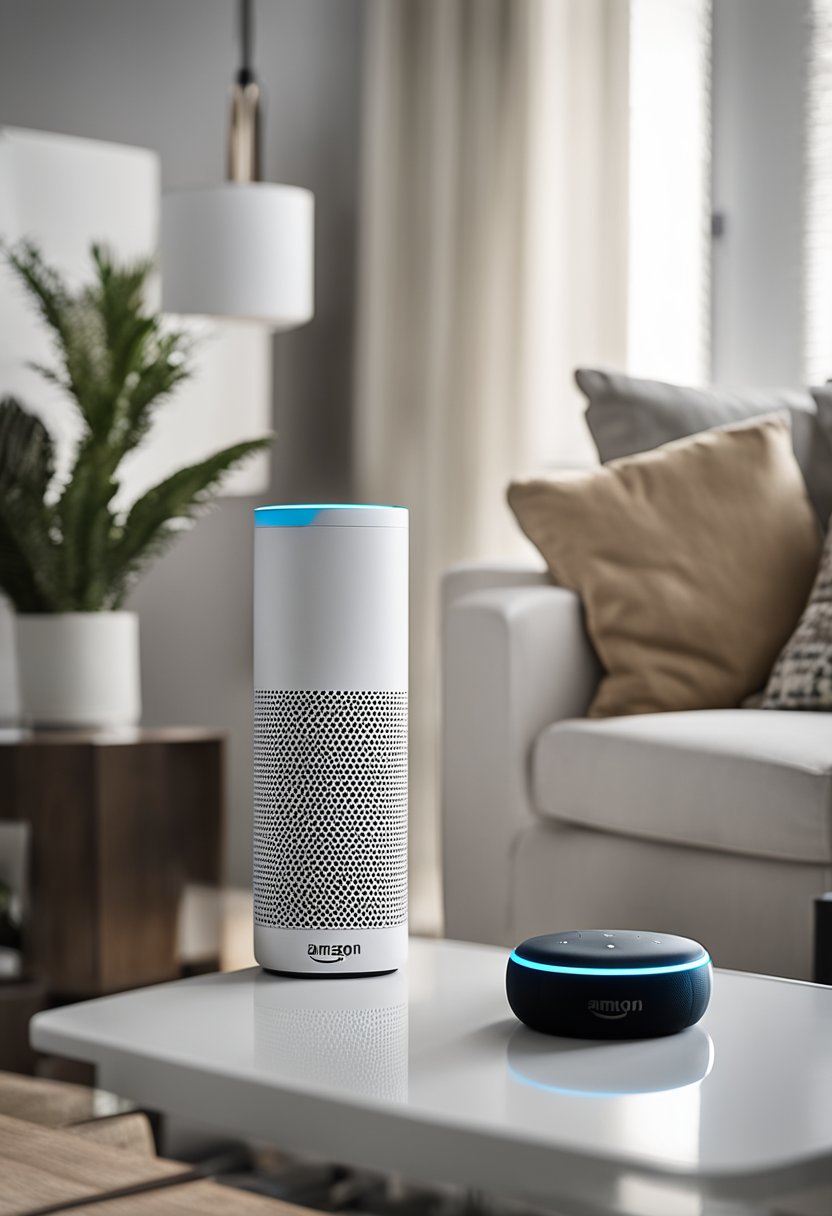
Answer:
160;0;314;329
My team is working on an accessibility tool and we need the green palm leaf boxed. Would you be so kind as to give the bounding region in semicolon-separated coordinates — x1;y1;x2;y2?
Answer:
106;436;272;607
0;240;272;612
0;397;60;611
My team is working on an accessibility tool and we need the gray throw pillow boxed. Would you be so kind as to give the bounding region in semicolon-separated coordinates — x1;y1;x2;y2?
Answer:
809;385;832;525
577;368;832;526
763;526;832;710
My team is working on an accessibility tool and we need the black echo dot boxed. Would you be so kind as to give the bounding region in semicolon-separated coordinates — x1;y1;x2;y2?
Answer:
506;930;712;1040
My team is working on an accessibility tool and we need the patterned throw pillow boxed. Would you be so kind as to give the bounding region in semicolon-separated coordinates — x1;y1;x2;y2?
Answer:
763;527;832;710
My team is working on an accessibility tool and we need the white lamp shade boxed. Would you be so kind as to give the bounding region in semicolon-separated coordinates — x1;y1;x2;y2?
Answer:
161;182;314;328
0;127;274;502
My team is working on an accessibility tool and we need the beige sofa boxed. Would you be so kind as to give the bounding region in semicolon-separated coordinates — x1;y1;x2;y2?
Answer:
441;560;832;980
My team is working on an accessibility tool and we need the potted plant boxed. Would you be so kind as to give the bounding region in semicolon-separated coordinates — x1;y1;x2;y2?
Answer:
0;240;270;728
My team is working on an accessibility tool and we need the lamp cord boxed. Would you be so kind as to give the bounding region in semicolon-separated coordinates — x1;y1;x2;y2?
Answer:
238;0;255;84
229;0;261;181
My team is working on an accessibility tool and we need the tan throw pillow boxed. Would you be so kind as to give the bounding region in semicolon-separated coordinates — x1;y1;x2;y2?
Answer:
508;414;820;718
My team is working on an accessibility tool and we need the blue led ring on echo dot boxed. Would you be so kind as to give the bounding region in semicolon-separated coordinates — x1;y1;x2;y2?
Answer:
506;930;712;1039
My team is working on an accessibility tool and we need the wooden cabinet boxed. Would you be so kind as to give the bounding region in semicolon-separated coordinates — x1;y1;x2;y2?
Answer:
0;729;225;998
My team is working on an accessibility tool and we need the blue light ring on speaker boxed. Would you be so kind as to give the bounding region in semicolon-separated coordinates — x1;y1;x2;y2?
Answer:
508;950;711;978
512;930;710;972
254;504;408;528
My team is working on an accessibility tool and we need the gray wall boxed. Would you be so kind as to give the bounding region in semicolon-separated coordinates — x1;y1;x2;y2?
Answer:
0;0;364;883
711;0;808;386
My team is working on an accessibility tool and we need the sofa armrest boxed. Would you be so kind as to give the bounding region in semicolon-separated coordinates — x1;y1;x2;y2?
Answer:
441;580;601;945
442;560;552;613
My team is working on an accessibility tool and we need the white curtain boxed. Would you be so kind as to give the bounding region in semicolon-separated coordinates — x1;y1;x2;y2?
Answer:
806;0;832;384
354;0;632;931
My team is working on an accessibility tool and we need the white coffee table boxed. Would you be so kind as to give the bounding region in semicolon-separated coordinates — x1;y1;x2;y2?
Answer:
30;937;832;1216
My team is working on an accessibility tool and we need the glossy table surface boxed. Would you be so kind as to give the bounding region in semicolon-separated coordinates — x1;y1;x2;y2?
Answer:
31;937;832;1215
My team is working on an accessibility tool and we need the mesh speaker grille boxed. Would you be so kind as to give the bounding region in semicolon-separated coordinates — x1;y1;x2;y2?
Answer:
253;690;407;930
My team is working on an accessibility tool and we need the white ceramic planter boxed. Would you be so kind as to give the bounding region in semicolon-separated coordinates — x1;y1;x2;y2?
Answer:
15;612;141;729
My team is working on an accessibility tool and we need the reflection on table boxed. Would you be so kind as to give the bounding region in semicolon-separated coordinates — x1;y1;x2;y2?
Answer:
253;968;408;1103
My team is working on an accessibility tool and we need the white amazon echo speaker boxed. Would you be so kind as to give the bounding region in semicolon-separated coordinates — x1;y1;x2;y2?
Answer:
253;504;408;976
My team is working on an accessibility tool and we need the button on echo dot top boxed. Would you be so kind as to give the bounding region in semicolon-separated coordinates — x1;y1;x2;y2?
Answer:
506;930;712;1039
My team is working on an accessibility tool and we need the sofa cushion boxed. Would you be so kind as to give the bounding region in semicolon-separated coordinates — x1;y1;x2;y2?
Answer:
532;709;832;863
578;368;832;527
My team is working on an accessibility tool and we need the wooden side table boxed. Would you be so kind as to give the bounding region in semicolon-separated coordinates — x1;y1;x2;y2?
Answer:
0;729;225;998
